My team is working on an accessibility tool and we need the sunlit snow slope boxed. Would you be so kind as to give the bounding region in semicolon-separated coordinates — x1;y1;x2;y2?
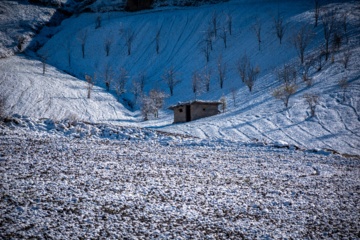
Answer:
1;0;359;155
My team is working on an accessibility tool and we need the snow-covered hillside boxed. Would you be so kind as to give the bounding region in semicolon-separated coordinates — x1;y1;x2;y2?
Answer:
2;0;359;155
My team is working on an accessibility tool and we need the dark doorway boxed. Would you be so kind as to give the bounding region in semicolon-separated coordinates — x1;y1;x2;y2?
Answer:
186;105;191;122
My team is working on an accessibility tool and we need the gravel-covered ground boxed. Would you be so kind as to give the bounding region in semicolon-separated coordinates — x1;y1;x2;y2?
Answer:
1;119;359;239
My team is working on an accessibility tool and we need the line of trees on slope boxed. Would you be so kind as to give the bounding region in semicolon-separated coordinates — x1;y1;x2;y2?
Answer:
38;0;354;121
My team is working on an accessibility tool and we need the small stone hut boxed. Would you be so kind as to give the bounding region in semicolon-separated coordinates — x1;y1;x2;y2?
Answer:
168;100;221;123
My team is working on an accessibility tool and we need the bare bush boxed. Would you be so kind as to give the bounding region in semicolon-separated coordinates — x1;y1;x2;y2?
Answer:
303;93;319;117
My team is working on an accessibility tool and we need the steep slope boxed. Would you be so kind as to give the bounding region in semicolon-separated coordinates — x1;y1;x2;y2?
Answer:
1;0;359;154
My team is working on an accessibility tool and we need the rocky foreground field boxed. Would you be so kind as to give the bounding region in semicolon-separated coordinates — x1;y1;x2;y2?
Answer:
0;119;359;239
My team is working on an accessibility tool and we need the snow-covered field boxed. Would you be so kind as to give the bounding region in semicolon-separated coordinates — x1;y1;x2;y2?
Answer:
1;118;359;239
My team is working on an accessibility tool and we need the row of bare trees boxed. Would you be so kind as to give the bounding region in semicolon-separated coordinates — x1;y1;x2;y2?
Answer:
200;11;233;63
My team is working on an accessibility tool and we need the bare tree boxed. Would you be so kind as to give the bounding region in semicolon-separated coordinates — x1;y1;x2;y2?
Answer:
273;83;297;108
252;17;262;51
338;76;348;102
217;55;226;89
291;25;313;64
203;65;211;92
341;13;349;43
200;25;214;62
236;54;250;83
140;94;154;121
201;39;211;63
342;48;352;69
138;71;146;92
103;64;113;91
231;88;237;106
315;48;326;71
104;36;113;57
245;64;260;92
162;66;181;96
115;67;128;99
192;70;203;99
314;0;320;27
219;25;228;48
211;11;218;37
220;96;227;113
226;12;233;35
85;74;95;99
155;29;161;54
131;78;142;105
273;11;287;44
123;29;135;56
303;93;319;117
277;64;297;84
140;89;167;120
149;89;167;118
95;15;102;29
299;57;315;86
40;52;48;75
321;10;335;61
78;30;88;59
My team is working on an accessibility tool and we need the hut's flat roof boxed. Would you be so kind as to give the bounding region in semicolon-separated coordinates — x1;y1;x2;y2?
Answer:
168;100;222;110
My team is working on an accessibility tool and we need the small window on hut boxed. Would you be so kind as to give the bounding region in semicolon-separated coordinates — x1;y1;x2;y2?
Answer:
179;108;183;113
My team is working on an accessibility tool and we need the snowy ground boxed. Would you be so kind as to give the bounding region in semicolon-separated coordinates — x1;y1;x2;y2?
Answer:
1;119;359;239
